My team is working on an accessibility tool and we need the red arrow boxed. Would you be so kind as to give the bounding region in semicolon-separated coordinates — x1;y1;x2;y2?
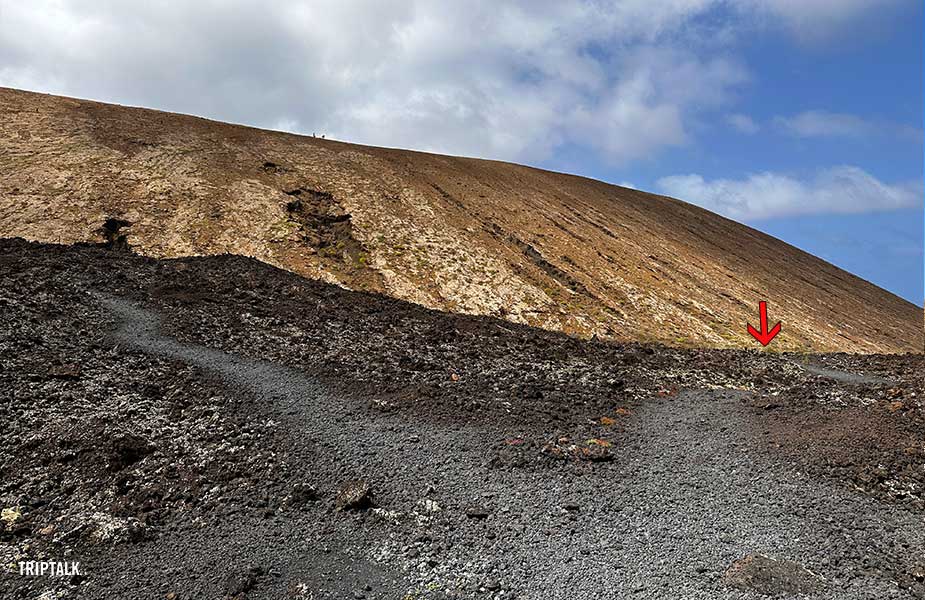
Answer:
747;300;781;346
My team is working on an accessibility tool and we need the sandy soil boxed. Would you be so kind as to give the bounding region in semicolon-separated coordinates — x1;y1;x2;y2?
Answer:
1;87;921;352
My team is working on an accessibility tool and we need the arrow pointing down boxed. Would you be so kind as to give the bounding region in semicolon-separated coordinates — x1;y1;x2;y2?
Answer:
747;300;781;346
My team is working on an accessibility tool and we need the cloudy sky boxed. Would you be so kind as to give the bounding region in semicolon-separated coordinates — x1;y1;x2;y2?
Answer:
1;0;922;302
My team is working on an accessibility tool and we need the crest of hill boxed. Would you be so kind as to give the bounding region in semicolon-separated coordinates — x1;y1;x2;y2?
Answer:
0;87;920;353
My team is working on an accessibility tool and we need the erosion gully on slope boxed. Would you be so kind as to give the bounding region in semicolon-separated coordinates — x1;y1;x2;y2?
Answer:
62;295;922;599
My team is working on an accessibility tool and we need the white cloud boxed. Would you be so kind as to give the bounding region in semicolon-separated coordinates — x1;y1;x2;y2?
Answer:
0;0;907;167
727;113;760;134
656;166;922;221
0;0;746;165
568;48;748;163
774;110;872;138
737;0;912;42
774;110;924;141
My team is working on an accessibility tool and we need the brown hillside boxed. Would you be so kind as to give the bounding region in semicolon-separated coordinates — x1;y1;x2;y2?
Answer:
0;87;920;353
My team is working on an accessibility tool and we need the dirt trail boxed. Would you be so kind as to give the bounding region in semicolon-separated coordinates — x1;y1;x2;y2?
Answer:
788;358;895;385
82;296;925;599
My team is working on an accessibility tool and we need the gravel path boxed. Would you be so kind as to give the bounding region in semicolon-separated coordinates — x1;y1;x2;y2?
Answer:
76;296;925;599
788;358;894;385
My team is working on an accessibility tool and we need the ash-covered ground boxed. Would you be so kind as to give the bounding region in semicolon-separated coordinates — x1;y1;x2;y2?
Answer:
1;238;923;599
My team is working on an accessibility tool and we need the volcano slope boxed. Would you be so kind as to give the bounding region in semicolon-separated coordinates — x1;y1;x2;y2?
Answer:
1;239;924;600
0;86;921;353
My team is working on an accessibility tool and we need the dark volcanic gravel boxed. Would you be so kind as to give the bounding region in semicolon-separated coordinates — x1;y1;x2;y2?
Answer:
1;238;923;599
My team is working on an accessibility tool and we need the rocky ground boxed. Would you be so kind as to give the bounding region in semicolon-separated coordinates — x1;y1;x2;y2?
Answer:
1;238;923;599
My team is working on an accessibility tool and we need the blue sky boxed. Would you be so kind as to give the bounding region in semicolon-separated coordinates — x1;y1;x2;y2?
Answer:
535;2;924;303
0;0;922;302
